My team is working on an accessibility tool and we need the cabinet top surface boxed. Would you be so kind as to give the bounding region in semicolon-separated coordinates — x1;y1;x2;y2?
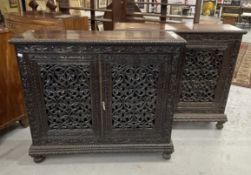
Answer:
114;23;247;34
10;30;186;44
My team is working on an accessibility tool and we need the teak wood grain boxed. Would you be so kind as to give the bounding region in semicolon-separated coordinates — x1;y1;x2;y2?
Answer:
5;12;89;34
0;28;27;129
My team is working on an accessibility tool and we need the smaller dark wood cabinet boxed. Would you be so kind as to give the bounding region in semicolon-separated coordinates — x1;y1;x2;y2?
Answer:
115;23;247;129
11;30;186;162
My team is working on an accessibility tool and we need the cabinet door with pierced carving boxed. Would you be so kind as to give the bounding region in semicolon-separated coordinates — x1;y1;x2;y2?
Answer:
101;54;175;144
17;50;101;145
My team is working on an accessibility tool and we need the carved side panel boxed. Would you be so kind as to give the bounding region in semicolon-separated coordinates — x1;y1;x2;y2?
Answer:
111;63;160;129
16;54;42;144
40;64;92;130
180;48;224;102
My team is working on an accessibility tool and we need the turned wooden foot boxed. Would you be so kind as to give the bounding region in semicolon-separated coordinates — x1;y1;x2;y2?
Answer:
216;121;225;129
162;152;171;160
33;155;46;163
19;117;29;128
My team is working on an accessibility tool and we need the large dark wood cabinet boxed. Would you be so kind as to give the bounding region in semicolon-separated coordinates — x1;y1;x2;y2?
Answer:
11;30;186;162
115;23;247;129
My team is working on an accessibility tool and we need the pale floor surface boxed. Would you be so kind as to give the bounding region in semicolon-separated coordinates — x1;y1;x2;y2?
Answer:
0;85;251;175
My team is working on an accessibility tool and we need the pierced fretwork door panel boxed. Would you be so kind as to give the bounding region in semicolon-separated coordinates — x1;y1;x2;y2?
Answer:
19;51;101;145
40;64;93;130
101;54;174;144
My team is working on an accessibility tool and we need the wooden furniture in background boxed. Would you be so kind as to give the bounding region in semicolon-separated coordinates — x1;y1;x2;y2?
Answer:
5;12;89;34
59;0;113;31
63;16;89;30
222;6;241;25
242;7;251;13
123;0;201;24
5;12;63;33
11;30;186;162
0;28;27;129
2;12;89;129
240;8;251;28
28;0;39;11
240;12;251;28
58;0;202;31
115;22;247;129
26;0;47;12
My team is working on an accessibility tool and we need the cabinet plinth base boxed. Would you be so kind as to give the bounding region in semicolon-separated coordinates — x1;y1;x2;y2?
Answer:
29;142;174;162
174;113;227;128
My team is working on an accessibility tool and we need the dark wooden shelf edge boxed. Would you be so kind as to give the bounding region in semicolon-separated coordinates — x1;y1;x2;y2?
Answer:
173;113;227;122
128;2;196;6
92;18;113;22
126;12;194;19
29;143;174;155
60;6;112;12
125;17;184;23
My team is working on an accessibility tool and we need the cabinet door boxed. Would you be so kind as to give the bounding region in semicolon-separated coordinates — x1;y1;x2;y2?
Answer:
101;54;174;144
18;50;101;145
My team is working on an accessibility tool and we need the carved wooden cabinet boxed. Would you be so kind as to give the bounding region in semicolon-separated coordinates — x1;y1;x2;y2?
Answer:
11;30;186;162
175;31;245;129
114;23;247;129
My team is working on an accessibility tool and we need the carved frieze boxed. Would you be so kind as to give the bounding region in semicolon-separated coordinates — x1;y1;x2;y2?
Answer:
16;44;181;55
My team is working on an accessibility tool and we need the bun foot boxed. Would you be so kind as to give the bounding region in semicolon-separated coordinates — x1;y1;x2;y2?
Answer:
216;122;225;129
162;152;171;160
19;117;29;128
33;155;46;163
